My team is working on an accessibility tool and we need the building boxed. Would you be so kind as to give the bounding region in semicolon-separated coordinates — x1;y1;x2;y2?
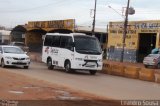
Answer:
0;30;11;44
108;20;160;63
11;19;107;53
26;19;75;52
10;25;27;42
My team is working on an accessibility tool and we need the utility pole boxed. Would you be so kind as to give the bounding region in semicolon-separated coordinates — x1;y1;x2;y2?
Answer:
92;0;97;36
120;0;130;62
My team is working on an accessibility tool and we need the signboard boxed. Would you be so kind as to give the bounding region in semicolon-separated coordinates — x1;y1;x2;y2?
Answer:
108;20;160;49
109;20;160;33
27;19;75;31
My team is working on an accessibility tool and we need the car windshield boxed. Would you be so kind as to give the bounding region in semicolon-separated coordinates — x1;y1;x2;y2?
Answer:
74;36;102;55
3;47;24;54
14;43;25;46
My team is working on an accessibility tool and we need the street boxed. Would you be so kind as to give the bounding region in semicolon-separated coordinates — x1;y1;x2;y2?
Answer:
1;62;160;100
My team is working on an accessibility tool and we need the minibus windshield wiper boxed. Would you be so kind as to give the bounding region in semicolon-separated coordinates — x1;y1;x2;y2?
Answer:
76;49;101;54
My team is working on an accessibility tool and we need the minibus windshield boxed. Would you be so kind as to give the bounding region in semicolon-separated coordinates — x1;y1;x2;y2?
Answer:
74;36;102;55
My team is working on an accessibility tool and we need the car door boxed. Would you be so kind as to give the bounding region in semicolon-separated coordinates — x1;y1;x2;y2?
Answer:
0;47;3;64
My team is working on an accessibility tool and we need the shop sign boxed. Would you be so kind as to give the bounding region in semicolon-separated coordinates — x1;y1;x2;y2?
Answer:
27;19;75;30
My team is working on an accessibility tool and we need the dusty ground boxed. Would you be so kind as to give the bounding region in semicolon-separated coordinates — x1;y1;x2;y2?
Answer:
0;69;123;106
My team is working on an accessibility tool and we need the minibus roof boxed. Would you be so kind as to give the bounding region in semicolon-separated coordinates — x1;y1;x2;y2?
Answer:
46;33;88;37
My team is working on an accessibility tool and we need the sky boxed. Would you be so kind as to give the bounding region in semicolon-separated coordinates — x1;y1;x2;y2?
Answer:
1;0;160;29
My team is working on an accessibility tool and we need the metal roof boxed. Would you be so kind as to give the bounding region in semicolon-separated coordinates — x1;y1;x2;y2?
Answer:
0;30;11;36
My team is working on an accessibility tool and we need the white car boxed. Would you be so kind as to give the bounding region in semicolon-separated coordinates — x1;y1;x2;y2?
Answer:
0;45;30;69
143;54;160;68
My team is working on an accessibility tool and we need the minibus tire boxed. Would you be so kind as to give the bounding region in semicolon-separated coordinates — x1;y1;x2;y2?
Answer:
65;61;72;73
89;70;97;75
1;59;6;68
47;58;53;70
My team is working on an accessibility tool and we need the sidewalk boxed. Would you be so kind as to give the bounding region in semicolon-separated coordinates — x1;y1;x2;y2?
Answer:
102;60;160;83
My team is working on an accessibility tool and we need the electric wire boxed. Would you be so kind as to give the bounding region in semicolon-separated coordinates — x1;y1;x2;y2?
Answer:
0;0;72;13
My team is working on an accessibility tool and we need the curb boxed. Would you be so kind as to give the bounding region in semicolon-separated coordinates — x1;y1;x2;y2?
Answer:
102;61;160;83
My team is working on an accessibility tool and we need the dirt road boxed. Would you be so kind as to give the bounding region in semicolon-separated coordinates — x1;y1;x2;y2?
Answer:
2;62;160;100
0;68;121;106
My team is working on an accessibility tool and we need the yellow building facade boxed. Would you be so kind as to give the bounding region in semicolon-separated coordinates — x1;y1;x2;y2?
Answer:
108;20;160;63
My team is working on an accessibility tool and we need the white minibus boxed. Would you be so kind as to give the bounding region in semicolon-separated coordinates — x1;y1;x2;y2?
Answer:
42;33;102;75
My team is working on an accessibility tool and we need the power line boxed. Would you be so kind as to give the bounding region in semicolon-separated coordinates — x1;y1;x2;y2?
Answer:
0;0;70;13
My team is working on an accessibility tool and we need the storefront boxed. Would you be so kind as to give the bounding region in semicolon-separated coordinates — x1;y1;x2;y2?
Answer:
108;20;160;63
26;19;75;52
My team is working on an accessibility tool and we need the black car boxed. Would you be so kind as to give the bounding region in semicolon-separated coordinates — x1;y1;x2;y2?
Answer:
10;42;29;52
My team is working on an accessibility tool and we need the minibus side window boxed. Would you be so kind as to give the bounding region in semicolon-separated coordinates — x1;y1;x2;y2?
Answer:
0;47;2;53
60;36;73;51
52;36;60;47
60;36;66;48
44;35;52;46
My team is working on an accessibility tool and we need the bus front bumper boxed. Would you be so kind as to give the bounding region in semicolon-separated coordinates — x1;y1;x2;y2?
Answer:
71;60;102;70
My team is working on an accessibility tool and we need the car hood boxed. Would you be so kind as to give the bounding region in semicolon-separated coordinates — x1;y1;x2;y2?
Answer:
3;53;29;58
145;54;160;59
143;54;160;62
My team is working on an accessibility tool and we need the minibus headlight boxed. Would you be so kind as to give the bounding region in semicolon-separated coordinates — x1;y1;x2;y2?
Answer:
98;59;102;62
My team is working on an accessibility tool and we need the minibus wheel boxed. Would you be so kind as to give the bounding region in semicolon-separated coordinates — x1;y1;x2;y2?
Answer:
47;58;53;70
1;59;6;68
89;70;97;75
65;61;72;73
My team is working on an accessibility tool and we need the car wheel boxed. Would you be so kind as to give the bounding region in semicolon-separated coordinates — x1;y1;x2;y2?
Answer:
157;63;160;69
1;59;5;68
89;70;97;75
144;65;148;68
65;61;72;73
47;58;53;70
24;66;28;69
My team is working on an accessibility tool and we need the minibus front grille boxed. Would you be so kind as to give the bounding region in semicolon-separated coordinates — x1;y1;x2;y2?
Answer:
84;60;97;62
83;60;98;67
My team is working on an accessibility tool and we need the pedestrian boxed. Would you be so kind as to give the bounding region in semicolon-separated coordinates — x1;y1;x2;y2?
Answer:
151;48;159;54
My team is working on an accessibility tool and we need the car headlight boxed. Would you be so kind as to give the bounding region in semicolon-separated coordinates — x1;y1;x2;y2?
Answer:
26;57;30;60
5;56;12;59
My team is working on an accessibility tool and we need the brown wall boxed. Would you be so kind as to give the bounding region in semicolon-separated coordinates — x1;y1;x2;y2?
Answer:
25;31;44;52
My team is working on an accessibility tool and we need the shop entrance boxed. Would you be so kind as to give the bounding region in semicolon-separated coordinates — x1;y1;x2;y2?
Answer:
137;33;157;62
